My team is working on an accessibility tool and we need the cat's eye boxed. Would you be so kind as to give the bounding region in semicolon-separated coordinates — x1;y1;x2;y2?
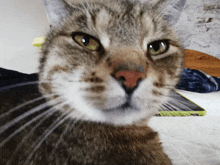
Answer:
72;33;100;51
147;40;169;55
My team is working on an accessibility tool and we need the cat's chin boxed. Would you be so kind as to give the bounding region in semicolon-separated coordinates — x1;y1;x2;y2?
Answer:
58;89;158;125
80;103;155;125
101;100;138;112
100;107;153;125
64;99;151;125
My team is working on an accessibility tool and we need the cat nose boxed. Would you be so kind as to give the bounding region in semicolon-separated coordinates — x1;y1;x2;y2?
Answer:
115;70;145;94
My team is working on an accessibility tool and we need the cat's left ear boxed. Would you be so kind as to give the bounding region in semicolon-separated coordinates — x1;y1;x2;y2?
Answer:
42;0;73;28
154;0;186;27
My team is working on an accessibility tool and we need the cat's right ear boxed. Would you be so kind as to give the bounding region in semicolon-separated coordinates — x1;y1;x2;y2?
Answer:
42;0;72;28
153;0;186;27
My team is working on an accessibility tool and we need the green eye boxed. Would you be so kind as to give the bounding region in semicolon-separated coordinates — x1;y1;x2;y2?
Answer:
148;40;169;55
72;33;100;51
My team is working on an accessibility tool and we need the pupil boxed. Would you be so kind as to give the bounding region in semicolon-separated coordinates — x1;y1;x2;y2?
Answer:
152;42;160;51
82;37;90;46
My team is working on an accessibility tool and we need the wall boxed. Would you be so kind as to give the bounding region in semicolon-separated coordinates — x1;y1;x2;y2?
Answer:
175;0;220;58
0;0;49;73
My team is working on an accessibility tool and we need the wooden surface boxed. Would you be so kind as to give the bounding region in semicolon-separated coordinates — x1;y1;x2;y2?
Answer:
184;49;220;77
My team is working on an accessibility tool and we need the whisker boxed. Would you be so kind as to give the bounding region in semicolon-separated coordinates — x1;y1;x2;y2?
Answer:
168;92;193;104
0;97;62;135
0;81;40;92
159;90;200;116
0;101;67;148
164;102;182;112
160;103;182;116
24;111;74;165
168;95;189;104
7;103;70;165
0;80;82;92
168;103;189;116
48;119;72;160
161;103;175;112
0;94;55;120
169;99;192;111
158;105;172;116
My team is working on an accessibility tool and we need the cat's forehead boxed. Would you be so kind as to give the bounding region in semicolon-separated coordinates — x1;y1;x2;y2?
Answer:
62;0;166;47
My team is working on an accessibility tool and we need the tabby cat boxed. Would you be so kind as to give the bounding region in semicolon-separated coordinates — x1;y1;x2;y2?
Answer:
0;0;185;164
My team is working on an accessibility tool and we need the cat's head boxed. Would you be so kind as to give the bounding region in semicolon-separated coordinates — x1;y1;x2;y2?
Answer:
39;0;185;125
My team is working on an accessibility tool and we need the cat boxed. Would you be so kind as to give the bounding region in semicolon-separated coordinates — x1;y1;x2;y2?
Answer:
0;0;185;164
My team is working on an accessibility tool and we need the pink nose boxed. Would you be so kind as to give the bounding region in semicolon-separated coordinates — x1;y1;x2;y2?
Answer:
115;70;145;88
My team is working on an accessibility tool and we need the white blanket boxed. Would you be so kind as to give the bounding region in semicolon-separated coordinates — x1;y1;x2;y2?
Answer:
149;90;220;165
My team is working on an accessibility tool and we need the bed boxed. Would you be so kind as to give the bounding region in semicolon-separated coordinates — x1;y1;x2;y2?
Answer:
150;50;220;165
150;90;220;165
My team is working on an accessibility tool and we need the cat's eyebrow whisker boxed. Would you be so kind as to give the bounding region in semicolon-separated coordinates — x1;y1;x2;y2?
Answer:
0;101;66;148
79;0;91;15
24;111;75;165
0;97;63;135
0;94;56;120
84;0;92;10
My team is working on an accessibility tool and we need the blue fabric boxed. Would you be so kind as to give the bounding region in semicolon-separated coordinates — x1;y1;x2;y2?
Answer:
1;67;220;93
0;68;38;88
177;68;220;93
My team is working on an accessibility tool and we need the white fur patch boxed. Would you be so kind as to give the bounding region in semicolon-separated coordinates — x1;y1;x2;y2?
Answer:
52;67;106;122
96;9;110;26
142;37;148;51
100;34;110;48
50;65;168;125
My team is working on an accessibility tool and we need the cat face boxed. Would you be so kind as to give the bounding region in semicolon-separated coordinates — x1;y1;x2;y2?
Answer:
39;0;184;125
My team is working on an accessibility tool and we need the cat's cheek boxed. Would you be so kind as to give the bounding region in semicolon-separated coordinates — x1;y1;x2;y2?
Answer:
132;75;169;117
92;77;126;109
57;81;107;122
47;67;102;120
131;77;158;115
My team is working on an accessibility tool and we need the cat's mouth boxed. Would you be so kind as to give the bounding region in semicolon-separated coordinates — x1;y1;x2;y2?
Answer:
102;96;137;111
119;96;134;109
